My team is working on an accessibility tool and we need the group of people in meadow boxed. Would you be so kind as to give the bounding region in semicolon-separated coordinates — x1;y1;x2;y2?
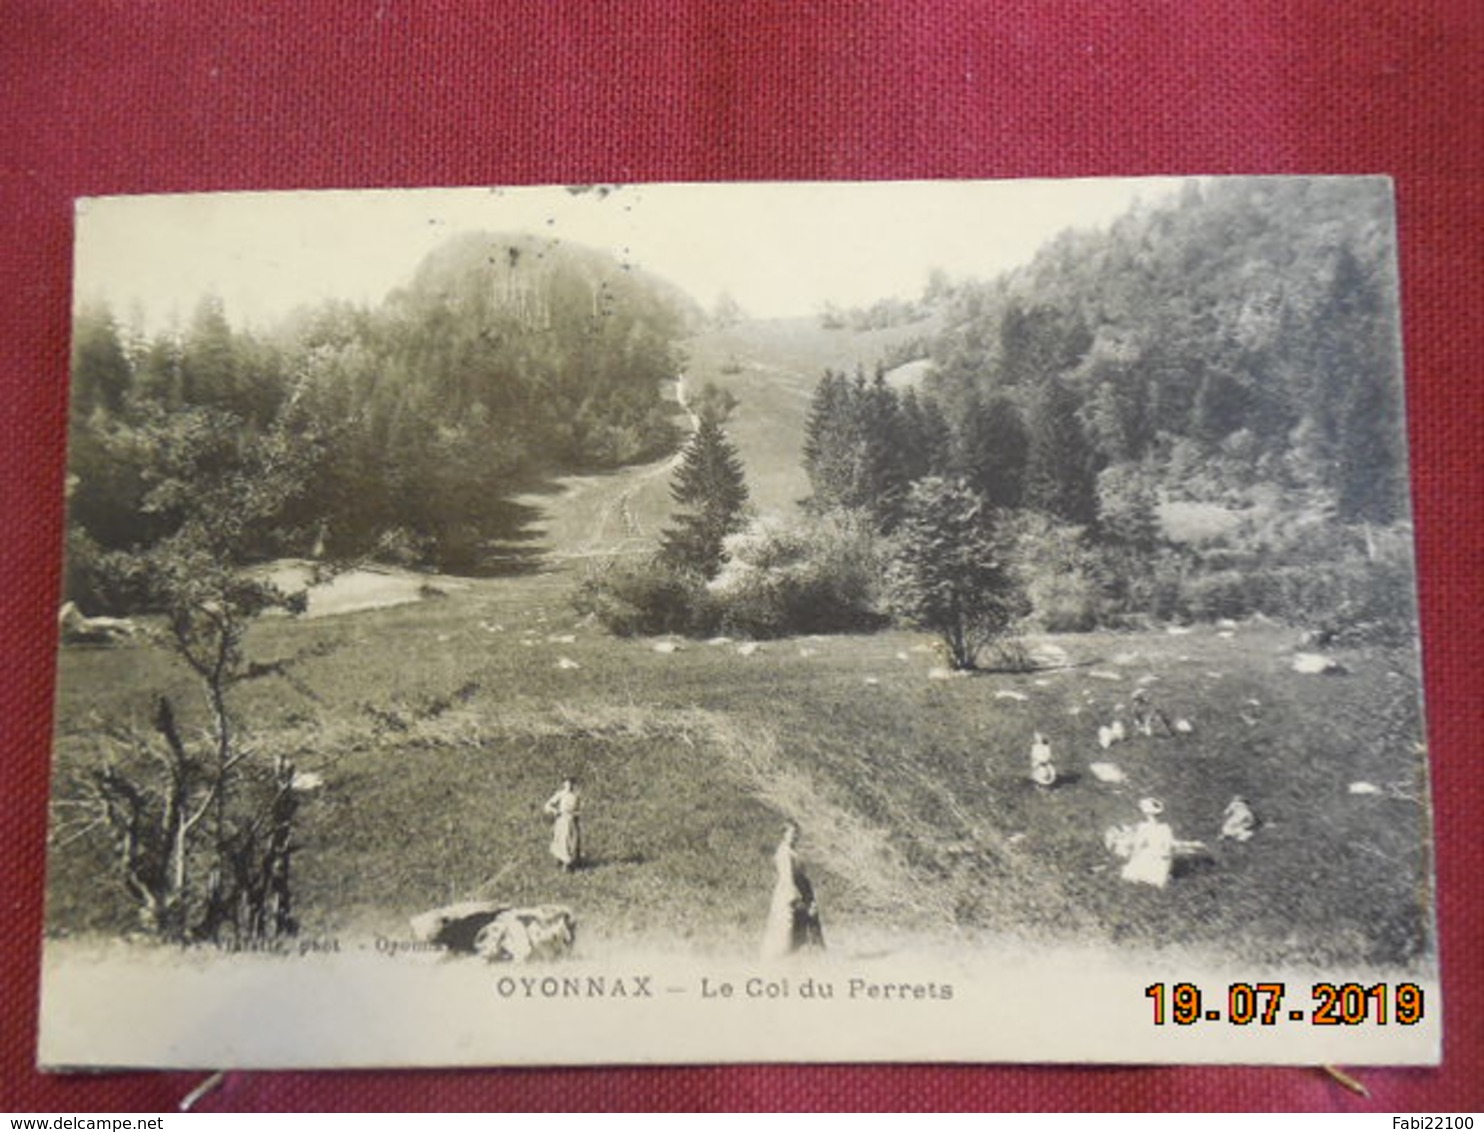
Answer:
532;679;1264;963
1025;688;1258;889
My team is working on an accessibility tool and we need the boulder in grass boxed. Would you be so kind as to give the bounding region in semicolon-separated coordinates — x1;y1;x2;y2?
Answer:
409;901;507;952
1293;652;1347;676
652;640;681;654
1029;643;1070;669
555;656;581;670
58;601;138;646
1089;762;1127;784
410;901;576;963
474;905;577;963
928;666;968;680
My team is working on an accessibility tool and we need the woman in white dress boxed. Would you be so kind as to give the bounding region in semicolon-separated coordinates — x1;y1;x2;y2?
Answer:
761;822;825;959
1121;797;1175;888
543;776;582;871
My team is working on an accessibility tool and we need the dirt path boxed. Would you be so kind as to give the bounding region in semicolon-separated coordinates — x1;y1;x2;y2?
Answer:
518;373;701;564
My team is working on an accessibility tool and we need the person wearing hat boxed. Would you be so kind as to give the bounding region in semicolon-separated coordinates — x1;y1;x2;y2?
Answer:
1122;797;1175;887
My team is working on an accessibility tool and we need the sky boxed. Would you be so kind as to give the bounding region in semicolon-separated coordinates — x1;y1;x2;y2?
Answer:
74;178;1193;333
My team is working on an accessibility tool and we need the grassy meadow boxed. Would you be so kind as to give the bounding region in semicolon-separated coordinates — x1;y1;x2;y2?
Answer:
46;563;1433;970
45;315;1433;973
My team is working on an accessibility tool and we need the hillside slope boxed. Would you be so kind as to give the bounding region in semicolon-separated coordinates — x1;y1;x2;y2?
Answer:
513;314;937;563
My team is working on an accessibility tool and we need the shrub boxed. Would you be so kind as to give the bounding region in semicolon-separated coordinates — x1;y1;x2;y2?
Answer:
708;513;886;638
573;556;715;637
1004;511;1105;633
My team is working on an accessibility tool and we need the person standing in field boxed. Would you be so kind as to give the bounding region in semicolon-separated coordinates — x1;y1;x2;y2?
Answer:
543;776;583;872
761;822;825;959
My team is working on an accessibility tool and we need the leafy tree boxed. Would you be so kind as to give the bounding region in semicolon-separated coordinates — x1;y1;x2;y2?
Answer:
1096;462;1161;552
659;415;750;578
689;380;739;427
886;478;1024;670
78;402;320;944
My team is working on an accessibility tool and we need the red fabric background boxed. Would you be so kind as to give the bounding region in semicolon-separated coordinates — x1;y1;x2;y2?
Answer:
2;0;1479;1112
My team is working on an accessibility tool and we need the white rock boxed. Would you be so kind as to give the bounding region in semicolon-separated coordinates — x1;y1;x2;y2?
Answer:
652;640;681;654
1088;762;1126;784
555;657;580;670
737;642;761;656
993;690;1028;702
1029;643;1071;668
1293;652;1347;675
1348;781;1382;795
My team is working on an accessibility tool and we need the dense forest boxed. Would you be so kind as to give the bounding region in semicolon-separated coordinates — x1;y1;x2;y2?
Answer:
792;177;1414;642
66;233;694;605
68;179;1416;648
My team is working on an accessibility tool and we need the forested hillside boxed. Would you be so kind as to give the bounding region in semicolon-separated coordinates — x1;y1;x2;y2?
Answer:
791;178;1415;642
924;177;1406;529
66;233;694;602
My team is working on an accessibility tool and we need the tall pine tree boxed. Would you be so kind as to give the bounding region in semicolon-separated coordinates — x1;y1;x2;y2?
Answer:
659;415;750;578
1023;377;1097;525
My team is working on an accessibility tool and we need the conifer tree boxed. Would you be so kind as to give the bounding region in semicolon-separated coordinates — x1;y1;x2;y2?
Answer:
1023;377;1097;526
659;415;750;578
955;392;1029;511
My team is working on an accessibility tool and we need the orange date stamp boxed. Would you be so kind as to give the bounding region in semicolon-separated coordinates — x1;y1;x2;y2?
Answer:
1145;981;1425;1026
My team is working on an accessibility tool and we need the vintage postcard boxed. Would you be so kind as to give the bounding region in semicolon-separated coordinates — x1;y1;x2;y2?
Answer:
40;178;1438;1068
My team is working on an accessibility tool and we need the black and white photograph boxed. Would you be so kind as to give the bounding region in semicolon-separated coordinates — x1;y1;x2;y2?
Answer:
40;178;1438;1068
